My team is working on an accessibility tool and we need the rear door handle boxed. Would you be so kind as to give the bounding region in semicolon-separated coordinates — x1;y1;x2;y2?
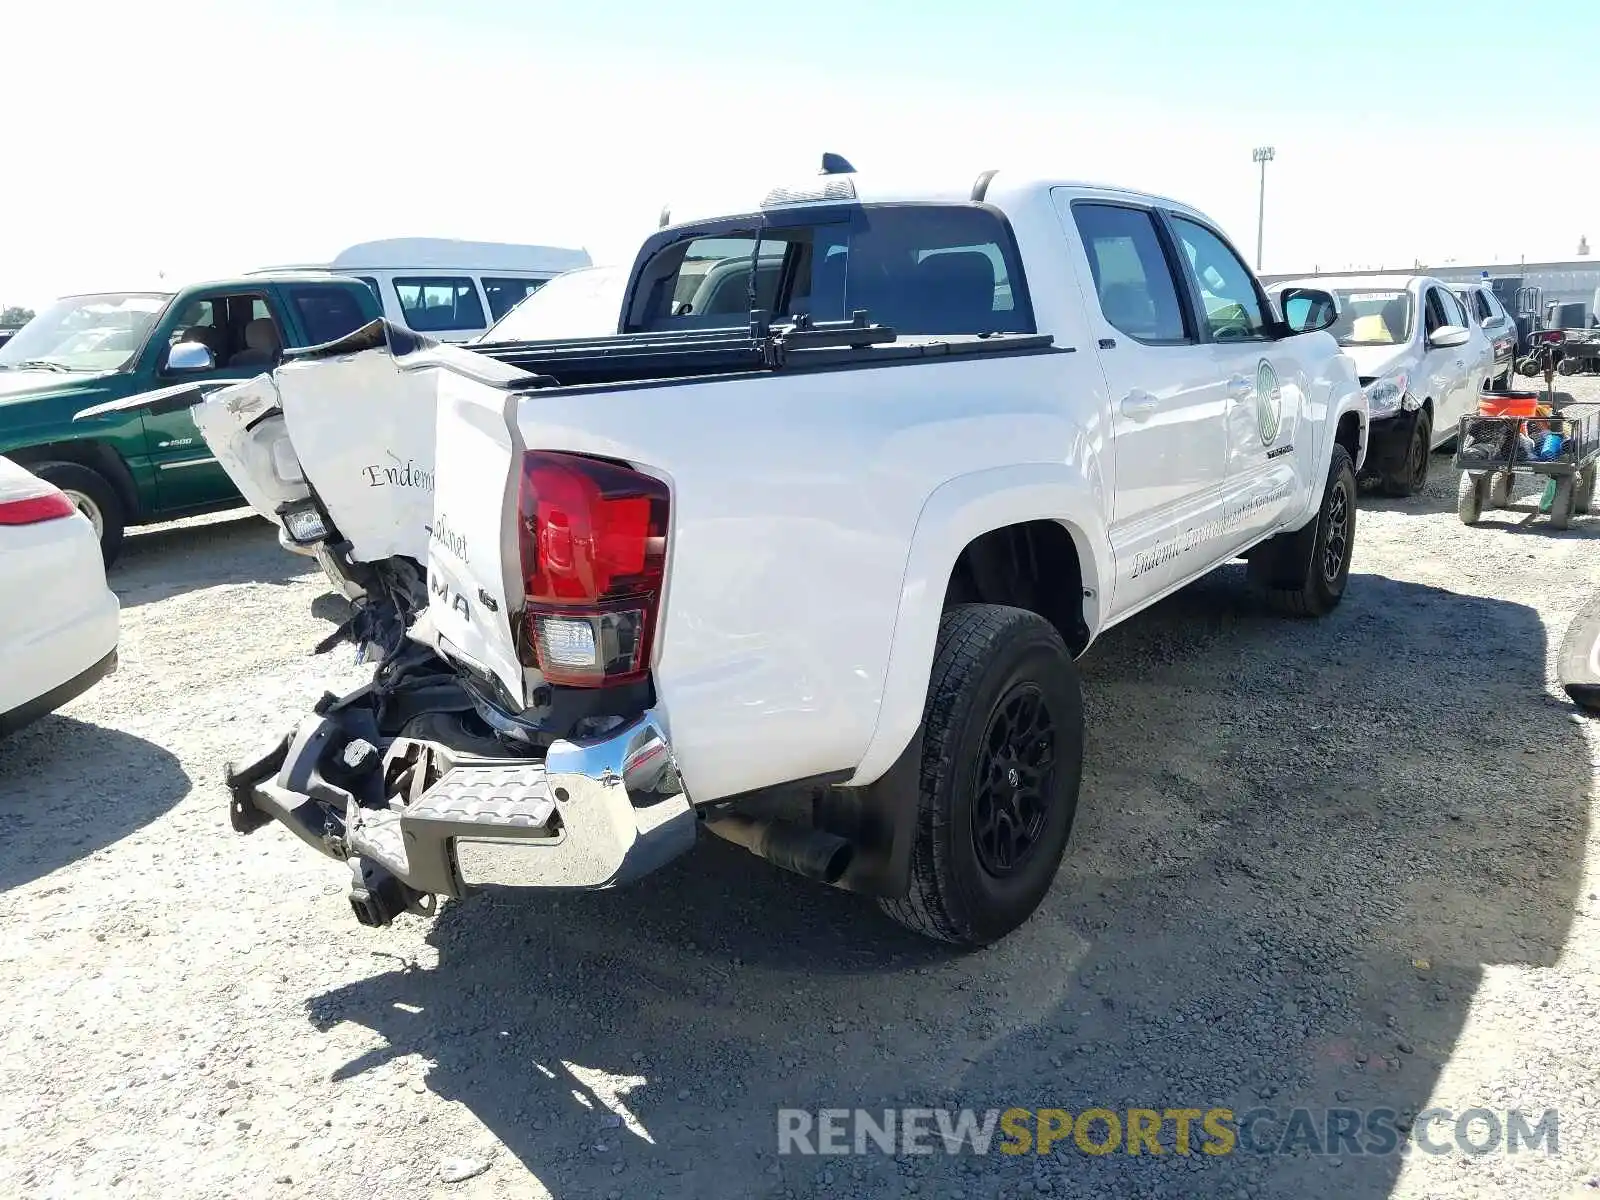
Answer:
1120;391;1158;420
1226;375;1254;400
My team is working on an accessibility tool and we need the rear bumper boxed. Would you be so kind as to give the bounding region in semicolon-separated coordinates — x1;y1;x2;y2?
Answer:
229;706;697;899
0;647;118;736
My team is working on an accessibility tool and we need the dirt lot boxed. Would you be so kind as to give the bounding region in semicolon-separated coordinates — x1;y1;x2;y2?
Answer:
4;382;1600;1200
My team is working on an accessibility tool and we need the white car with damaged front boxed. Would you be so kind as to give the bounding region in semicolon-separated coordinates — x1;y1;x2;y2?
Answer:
1271;274;1495;497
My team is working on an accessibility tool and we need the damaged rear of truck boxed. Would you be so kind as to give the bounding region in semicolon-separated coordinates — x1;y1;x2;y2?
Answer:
180;181;1090;943
107;172;1364;945
219;306;1063;934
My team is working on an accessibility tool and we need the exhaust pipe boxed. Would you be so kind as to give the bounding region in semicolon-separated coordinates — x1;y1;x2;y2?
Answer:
702;814;854;885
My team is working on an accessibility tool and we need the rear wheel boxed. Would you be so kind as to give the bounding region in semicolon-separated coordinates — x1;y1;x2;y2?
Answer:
880;605;1084;947
1575;464;1596;515
1549;476;1577;530
32;461;125;565
1248;444;1357;617
1458;472;1488;525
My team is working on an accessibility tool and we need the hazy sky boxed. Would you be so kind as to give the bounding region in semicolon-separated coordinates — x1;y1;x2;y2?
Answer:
3;0;1595;308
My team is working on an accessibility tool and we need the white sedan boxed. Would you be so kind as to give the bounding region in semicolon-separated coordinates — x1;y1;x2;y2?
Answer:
0;456;120;734
1270;273;1496;497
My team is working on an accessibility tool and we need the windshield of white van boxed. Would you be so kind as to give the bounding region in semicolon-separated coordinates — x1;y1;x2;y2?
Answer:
477;266;628;343
1327;289;1412;346
628;205;1034;337
0;292;171;372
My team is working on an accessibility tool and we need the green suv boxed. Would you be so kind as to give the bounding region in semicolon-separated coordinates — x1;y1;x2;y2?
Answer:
0;274;380;564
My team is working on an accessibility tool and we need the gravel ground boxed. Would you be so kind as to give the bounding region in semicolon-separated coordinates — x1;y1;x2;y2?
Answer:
3;378;1600;1200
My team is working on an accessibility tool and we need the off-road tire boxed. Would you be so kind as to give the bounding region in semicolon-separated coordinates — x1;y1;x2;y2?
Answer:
1457;471;1487;525
1247;445;1357;617
32;461;126;565
879;604;1084;947
1373;408;1432;497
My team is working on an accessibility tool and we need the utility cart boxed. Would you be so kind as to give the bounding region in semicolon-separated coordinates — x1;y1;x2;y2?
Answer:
1455;400;1599;528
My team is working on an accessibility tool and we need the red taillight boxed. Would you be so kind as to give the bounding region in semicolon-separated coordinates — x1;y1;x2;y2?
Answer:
0;489;77;526
517;451;669;688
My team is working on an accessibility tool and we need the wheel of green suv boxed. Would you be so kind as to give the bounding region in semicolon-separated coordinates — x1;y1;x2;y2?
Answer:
880;604;1084;947
32;461;126;565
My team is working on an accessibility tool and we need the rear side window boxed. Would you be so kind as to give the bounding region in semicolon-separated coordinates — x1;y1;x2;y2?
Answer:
482;277;546;322
356;276;382;303
1070;203;1190;343
629;205;1033;337
392;277;486;332
289;287;372;345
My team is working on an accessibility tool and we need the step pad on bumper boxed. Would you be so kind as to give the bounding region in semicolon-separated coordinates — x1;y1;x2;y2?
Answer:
407;766;559;830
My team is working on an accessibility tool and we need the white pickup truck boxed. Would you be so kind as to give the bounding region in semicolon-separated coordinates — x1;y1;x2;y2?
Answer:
111;165;1368;945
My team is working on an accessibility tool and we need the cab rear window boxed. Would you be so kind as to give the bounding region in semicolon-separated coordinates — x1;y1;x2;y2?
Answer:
627;205;1033;337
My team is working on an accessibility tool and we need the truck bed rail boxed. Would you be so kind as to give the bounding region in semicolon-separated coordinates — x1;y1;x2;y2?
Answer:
289;315;1059;392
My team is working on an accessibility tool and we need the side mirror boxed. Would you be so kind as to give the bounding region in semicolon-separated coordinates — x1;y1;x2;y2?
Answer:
1428;325;1470;349
167;341;216;373
1278;287;1339;335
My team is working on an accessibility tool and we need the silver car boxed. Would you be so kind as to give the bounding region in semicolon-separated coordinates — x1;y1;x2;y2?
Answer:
1453;281;1518;388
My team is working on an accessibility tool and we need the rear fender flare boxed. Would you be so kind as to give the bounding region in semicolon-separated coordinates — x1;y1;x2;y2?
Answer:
846;463;1108;787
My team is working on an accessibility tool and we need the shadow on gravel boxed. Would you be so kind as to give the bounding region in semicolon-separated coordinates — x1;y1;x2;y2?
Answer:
309;592;355;626
111;510;314;609
1356;448;1463;517
306;571;1589;1200
0;716;189;892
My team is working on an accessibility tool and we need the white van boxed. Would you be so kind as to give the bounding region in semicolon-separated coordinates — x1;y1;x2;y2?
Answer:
472;264;629;343
251;238;591;342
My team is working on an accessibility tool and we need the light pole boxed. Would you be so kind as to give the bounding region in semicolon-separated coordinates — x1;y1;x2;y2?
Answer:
1252;146;1275;271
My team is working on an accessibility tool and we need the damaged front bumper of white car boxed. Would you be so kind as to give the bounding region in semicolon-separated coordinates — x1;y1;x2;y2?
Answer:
225;672;698;926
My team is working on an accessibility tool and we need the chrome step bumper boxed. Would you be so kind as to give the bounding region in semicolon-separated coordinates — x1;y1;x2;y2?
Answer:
227;708;696;902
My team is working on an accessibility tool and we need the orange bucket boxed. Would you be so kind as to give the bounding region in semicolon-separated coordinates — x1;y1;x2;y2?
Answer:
1479;390;1540;418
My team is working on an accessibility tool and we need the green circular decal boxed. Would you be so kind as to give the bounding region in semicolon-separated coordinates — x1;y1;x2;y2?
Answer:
1256;360;1283;447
